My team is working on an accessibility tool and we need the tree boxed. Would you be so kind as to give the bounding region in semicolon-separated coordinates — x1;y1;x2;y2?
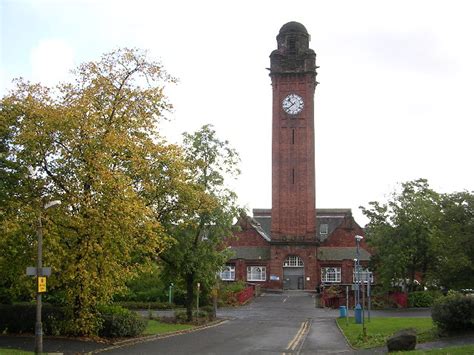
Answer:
361;179;442;291
0;48;179;334
157;125;240;321
430;191;474;289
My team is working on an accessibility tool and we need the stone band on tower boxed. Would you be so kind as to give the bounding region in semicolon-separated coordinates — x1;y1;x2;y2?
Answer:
270;21;318;240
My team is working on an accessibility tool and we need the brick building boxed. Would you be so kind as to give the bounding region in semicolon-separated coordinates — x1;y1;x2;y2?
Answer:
222;22;371;291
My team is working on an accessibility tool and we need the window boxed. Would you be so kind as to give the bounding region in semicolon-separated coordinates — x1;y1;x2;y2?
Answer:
219;265;235;281
321;267;341;283
247;266;266;281
320;223;328;235
353;268;374;284
283;255;304;267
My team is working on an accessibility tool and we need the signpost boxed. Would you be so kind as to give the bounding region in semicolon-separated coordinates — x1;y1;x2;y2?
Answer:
38;277;47;293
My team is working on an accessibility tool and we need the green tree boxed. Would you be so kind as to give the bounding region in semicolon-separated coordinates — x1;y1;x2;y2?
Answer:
158;125;240;321
430;191;474;290
361;179;442;291
0;48;179;334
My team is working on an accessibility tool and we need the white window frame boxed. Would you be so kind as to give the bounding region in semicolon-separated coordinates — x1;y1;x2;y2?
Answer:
247;266;266;281
320;223;329;235
321;267;341;283
219;265;235;281
353;268;374;284
283;255;304;267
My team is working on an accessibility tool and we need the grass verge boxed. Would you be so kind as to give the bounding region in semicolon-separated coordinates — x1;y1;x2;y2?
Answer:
336;317;437;349
398;344;474;354
143;319;195;335
0;349;33;354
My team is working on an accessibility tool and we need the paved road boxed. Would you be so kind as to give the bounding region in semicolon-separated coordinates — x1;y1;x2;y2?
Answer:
100;291;351;354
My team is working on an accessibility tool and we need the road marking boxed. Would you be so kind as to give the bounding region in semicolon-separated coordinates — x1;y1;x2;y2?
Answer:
283;296;289;303
283;319;312;355
92;319;229;353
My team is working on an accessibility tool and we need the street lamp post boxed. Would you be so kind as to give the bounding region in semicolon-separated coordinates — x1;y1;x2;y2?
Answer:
354;235;363;325
35;200;60;354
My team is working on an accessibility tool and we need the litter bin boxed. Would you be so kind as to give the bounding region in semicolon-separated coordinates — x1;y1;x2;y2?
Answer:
339;305;347;318
355;303;362;324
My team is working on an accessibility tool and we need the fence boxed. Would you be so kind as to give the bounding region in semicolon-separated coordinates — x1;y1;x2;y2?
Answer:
236;287;254;304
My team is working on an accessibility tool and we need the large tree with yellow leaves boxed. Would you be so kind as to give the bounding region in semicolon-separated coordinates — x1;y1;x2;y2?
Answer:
0;49;180;334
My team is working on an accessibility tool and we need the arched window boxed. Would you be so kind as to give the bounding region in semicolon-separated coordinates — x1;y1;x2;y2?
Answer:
283;255;304;267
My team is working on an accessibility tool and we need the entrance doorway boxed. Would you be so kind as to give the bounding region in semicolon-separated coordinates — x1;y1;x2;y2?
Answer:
282;256;304;290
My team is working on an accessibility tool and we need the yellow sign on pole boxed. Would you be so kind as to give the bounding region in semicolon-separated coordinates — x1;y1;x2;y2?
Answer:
38;277;47;293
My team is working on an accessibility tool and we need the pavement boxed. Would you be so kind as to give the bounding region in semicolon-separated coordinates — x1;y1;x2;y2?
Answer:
0;293;473;354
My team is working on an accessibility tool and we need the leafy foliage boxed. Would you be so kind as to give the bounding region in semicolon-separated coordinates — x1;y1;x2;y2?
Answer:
408;291;442;308
98;305;147;337
0;48;180;334
431;293;474;332
0;304;66;335
115;301;174;310
361;179;474;291
158;125;241;321
430;192;474;290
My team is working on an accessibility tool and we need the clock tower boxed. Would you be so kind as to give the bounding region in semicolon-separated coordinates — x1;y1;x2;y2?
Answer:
270;22;318;241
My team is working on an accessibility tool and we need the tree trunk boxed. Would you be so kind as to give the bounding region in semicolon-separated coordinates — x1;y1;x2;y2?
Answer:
186;273;194;322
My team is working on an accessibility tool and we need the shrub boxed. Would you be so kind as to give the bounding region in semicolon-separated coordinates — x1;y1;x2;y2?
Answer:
0;303;66;335
220;281;246;294
408;291;442;308
116;301;175;310
174;308;213;323
98;305;146;337
219;281;246;306
431;293;474;332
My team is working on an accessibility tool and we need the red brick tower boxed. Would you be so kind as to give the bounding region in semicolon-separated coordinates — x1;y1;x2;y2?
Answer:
270;22;318;240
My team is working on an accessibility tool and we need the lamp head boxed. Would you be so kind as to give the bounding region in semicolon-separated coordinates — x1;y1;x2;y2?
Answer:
355;235;364;242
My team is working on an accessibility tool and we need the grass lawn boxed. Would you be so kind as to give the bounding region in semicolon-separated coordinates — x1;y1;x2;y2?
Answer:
399;344;474;354
0;349;33;355
143;319;195;335
337;317;437;349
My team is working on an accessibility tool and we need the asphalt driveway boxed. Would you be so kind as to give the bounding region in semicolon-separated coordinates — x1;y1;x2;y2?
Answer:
0;293;437;354
100;291;351;354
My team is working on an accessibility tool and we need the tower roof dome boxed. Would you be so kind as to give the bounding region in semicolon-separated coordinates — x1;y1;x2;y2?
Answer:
279;21;308;35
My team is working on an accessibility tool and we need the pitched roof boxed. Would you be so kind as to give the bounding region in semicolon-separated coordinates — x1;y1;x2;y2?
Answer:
229;246;271;260
317;247;371;261
252;208;356;242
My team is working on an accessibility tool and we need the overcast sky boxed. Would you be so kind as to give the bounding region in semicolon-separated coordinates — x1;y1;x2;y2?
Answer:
2;0;474;225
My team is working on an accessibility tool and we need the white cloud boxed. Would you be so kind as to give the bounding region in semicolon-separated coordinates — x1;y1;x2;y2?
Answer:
30;39;75;87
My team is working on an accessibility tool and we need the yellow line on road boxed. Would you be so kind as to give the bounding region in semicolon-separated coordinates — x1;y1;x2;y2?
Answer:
283;319;311;354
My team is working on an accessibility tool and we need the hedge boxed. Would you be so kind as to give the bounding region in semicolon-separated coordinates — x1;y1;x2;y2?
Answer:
0;303;146;337
0;303;66;335
115;301;174;310
98;305;146;337
431;293;474;332
408;291;442;308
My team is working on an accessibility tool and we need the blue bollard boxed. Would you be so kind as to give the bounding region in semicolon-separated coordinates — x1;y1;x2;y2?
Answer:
339;305;347;318
355;304;362;324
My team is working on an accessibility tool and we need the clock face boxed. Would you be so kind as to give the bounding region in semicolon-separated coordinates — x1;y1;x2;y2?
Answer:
282;94;304;115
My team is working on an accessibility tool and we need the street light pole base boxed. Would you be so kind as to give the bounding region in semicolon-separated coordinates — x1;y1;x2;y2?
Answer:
35;321;43;354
